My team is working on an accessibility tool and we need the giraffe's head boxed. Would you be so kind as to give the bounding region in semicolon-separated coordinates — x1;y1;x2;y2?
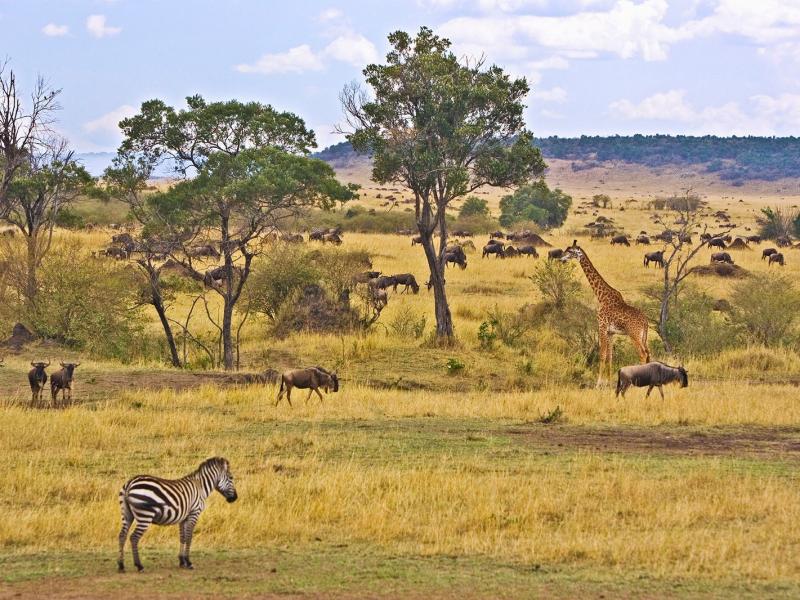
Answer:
560;240;584;263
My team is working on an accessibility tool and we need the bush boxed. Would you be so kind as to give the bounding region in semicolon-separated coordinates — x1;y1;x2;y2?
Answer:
451;213;498;235
730;273;800;346
388;306;426;339
22;241;144;359
246;244;319;321
592;194;611;208
529;259;581;310
301;206;416;233
757;206;800;240
499;180;572;229
54;208;86;229
459;196;489;218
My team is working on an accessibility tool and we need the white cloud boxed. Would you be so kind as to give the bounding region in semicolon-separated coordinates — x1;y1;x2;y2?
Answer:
83;104;137;135
535;86;567;103
477;0;547;11
608;89;800;135
42;23;68;37
86;15;121;38
235;45;324;74
324;33;379;67
540;108;566;119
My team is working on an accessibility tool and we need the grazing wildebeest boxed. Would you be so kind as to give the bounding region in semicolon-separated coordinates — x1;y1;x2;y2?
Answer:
708;238;727;249
643;250;664;268
679;233;693;244
487;238;505;247
482;243;505;259
444;251;467;269
762;248;778;260
104;246;129;260
547;248;564;260
777;236;792;247
51;362;80;406
322;233;342;245
710;252;734;264
635;234;651;245
275;367;339;406
610;235;630;246
28;360;50;406
308;228;325;241
411;235;423;246
281;232;304;243
452;230;472;238
490;230;504;239
747;235;762;244
517;245;539;258
392;273;420;294
616;362;688;400
769;252;785;267
117;457;237;572
504;245;519;258
370;275;397;291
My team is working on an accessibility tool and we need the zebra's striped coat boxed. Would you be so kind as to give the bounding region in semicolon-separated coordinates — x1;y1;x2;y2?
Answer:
117;457;237;572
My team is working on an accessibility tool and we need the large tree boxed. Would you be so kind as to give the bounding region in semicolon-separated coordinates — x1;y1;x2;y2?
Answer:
116;96;356;370
341;27;546;340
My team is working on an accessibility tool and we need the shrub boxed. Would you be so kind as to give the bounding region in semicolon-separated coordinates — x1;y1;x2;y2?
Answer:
310;247;373;301
459;196;489;218
388;306;426;339
246;244;319;321
484;305;530;347
592;194;611;208
757;206;800;240
301;206;416;233
477;320;497;350
452;213;498;235
529;259;581;310
730;273;800;346
22;241;144;359
499;180;572;229
445;357;465;374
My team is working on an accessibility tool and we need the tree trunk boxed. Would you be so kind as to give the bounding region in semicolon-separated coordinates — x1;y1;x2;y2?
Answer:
420;234;454;339
25;232;37;304
659;267;673;353
222;299;234;370
152;293;182;368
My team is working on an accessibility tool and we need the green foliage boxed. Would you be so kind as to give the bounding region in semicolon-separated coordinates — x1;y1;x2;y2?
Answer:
499;180;571;229
529;259;581;310
484;305;530;347
445;357;465;374
19;241;144;359
310;246;372;301
477;320;497;350
303;205;415;234
730;273;800;346
245;245;320;321
536;406;564;424
54;207;85;229
459;196;490;218
591;194;611;208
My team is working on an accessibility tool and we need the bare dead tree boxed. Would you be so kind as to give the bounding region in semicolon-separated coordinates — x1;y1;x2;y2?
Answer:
0;63;62;219
651;192;731;352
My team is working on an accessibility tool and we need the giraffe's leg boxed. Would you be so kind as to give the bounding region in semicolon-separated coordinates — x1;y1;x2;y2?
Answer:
597;328;609;387
606;334;615;384
130;520;152;572
631;325;650;363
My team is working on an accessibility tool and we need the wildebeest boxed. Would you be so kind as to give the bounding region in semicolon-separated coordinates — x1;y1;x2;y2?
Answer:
281;232;304;244
370;275;397;291
547;248;564;260
275;367;339;406
187;245;220;259
370;287;389;308
309;228;325;241
517;245;538;258
490;230;504;239
411;235;423;246
392;273;420;294
610;235;630;246
777;236;792;247
482;243;505;259
769;252;785;267
635;234;651;245
616;362;688;400
747;235;762;244
762;247;778;260
486;238;505;247
51;362;80;406
643;250;664;268
504;246;519;258
352;270;381;284
104;246;129;260
322;233;342;245
708;237;727;249
711;252;734;264
28;360;50;406
452;229;472;237
444;251;467;269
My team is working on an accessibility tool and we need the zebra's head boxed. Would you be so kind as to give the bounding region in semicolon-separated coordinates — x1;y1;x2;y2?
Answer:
201;457;238;503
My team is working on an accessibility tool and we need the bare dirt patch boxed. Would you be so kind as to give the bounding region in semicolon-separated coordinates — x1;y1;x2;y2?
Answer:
504;424;800;460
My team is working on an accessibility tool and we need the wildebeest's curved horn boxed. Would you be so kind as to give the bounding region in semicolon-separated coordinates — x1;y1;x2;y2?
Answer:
74;362;81;367
60;361;65;367
31;361;36;367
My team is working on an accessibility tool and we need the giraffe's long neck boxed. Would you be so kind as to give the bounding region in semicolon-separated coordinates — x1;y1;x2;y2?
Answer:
578;252;620;304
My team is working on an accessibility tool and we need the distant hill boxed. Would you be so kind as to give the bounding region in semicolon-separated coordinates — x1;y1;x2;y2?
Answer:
314;135;800;184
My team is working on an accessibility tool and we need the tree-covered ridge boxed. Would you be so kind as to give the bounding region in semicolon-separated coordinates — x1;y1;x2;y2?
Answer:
316;135;800;183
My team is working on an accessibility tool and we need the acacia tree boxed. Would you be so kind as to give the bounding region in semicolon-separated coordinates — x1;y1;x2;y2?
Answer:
5;137;92;303
0;64;62;218
650;193;729;352
340;27;545;340
116;96;356;369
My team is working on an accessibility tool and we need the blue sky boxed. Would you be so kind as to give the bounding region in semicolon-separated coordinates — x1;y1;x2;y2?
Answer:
3;0;800;152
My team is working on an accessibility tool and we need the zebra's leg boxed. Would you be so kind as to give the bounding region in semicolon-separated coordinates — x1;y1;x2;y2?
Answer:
129;520;152;572
117;499;134;572
182;513;201;569
178;520;188;568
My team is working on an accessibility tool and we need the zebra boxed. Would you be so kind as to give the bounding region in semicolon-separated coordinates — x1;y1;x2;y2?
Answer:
117;457;238;572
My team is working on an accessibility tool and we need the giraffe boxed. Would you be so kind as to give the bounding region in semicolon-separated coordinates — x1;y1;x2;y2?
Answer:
562;240;650;387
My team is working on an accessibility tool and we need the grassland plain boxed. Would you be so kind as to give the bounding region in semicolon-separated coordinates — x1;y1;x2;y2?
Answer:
2;171;800;598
